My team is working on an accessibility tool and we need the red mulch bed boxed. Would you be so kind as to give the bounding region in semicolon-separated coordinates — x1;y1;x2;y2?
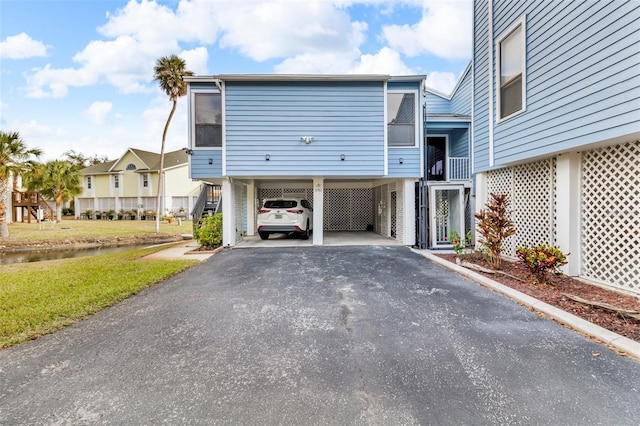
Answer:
436;253;640;343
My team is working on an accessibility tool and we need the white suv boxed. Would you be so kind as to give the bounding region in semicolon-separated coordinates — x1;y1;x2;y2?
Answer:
257;198;313;240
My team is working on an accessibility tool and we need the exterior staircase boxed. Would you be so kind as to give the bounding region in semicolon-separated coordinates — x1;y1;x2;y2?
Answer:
11;192;55;223
191;184;222;228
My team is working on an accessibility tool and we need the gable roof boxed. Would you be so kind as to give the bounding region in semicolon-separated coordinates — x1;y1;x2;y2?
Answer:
81;148;188;175
425;61;472;100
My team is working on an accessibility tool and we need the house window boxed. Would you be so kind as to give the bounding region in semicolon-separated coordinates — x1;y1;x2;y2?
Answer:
125;163;137;171
114;175;119;189
387;92;417;147
142;173;148;188
497;17;526;120
87;176;92;189
194;92;222;148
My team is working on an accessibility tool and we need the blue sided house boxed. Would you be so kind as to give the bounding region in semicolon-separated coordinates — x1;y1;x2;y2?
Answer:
185;73;473;250
472;0;640;295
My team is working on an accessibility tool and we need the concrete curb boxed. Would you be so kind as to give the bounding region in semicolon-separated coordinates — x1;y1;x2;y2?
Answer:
415;250;640;361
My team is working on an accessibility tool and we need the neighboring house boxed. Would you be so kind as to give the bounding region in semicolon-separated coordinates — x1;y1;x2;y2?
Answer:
421;63;473;248
75;148;202;219
185;74;427;247
472;1;640;295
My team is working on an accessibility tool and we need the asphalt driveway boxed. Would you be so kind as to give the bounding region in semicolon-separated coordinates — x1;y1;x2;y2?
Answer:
1;246;639;425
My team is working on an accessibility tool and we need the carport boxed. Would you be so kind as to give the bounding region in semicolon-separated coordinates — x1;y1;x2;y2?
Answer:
221;177;416;247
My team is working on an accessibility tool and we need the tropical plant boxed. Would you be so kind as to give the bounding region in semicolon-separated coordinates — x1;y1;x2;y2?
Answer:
448;229;473;257
153;54;194;234
0;131;42;237
63;150;110;169
24;160;82;223
516;244;569;283
474;193;516;269
194;214;223;248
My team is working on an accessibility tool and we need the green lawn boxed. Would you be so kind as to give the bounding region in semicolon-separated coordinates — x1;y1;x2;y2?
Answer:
4;217;193;241
0;245;198;348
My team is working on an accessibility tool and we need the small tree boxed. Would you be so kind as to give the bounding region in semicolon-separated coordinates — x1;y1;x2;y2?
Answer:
474;193;516;269
25;160;82;223
0;131;42;237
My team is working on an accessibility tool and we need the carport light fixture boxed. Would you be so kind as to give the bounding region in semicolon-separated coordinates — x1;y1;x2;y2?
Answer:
340;154;345;161
399;157;404;164
265;154;270;161
300;136;314;144
208;158;213;165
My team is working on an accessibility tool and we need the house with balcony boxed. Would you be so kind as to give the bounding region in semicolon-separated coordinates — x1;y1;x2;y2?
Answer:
74;147;202;220
185;72;474;248
472;0;639;295
420;63;473;248
186;74;426;247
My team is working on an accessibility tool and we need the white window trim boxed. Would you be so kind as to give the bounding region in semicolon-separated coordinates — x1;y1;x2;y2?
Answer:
495;15;527;123
190;88;223;151
386;88;420;149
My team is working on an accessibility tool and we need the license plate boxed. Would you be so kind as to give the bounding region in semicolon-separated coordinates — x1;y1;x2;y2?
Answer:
275;214;283;219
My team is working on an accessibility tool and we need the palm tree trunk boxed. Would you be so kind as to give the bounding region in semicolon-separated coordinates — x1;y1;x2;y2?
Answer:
155;100;177;233
0;177;10;237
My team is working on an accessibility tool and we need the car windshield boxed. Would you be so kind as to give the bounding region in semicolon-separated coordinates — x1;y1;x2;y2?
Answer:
264;200;298;209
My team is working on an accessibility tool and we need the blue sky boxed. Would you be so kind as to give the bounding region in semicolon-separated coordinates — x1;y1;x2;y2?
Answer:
0;0;472;161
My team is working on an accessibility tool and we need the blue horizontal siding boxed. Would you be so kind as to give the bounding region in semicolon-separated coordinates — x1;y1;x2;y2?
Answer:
474;0;640;170
425;92;451;114
472;0;490;171
387;148;420;177
450;68;472;116
190;150;222;179
225;81;386;176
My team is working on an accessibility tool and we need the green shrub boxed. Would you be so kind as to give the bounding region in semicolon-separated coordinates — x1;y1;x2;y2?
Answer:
194;213;223;248
516;244;569;282
474;193;516;269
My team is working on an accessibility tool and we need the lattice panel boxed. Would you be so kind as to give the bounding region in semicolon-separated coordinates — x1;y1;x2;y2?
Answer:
485;159;556;256
390;191;397;238
234;182;245;241
396;185;404;242
581;141;640;292
512;159;556;252
323;188;373;231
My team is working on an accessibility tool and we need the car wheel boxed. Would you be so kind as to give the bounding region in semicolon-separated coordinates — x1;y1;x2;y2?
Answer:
300;221;310;240
259;232;269;240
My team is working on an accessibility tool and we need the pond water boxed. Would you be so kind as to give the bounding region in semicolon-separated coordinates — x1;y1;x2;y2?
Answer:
0;245;147;266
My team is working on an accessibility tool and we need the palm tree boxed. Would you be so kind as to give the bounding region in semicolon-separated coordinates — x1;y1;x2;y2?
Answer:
0;131;42;237
153;55;194;233
24;160;82;223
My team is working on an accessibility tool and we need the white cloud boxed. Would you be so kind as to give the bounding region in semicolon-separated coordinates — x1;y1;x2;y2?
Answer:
86;101;113;125
180;47;209;75
0;33;48;59
383;0;472;60
349;47;414;75
217;1;367;62
425;71;457;95
25;64;97;98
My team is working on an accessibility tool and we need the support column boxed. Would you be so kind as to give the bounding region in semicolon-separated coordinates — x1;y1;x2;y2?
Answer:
312;177;324;245
403;179;416;246
222;178;236;247
475;172;487;215
246;180;256;235
556;152;581;276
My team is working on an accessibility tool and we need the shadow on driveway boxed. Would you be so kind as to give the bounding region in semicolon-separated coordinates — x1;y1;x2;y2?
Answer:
1;246;639;424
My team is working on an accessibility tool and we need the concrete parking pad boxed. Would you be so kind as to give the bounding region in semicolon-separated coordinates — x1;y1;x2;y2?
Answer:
1;246;639;424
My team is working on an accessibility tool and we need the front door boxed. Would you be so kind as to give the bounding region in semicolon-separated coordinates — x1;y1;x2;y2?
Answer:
426;136;447;181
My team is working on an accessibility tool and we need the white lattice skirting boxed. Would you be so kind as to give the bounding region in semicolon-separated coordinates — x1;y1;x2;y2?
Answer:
581;142;639;293
484;141;640;295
